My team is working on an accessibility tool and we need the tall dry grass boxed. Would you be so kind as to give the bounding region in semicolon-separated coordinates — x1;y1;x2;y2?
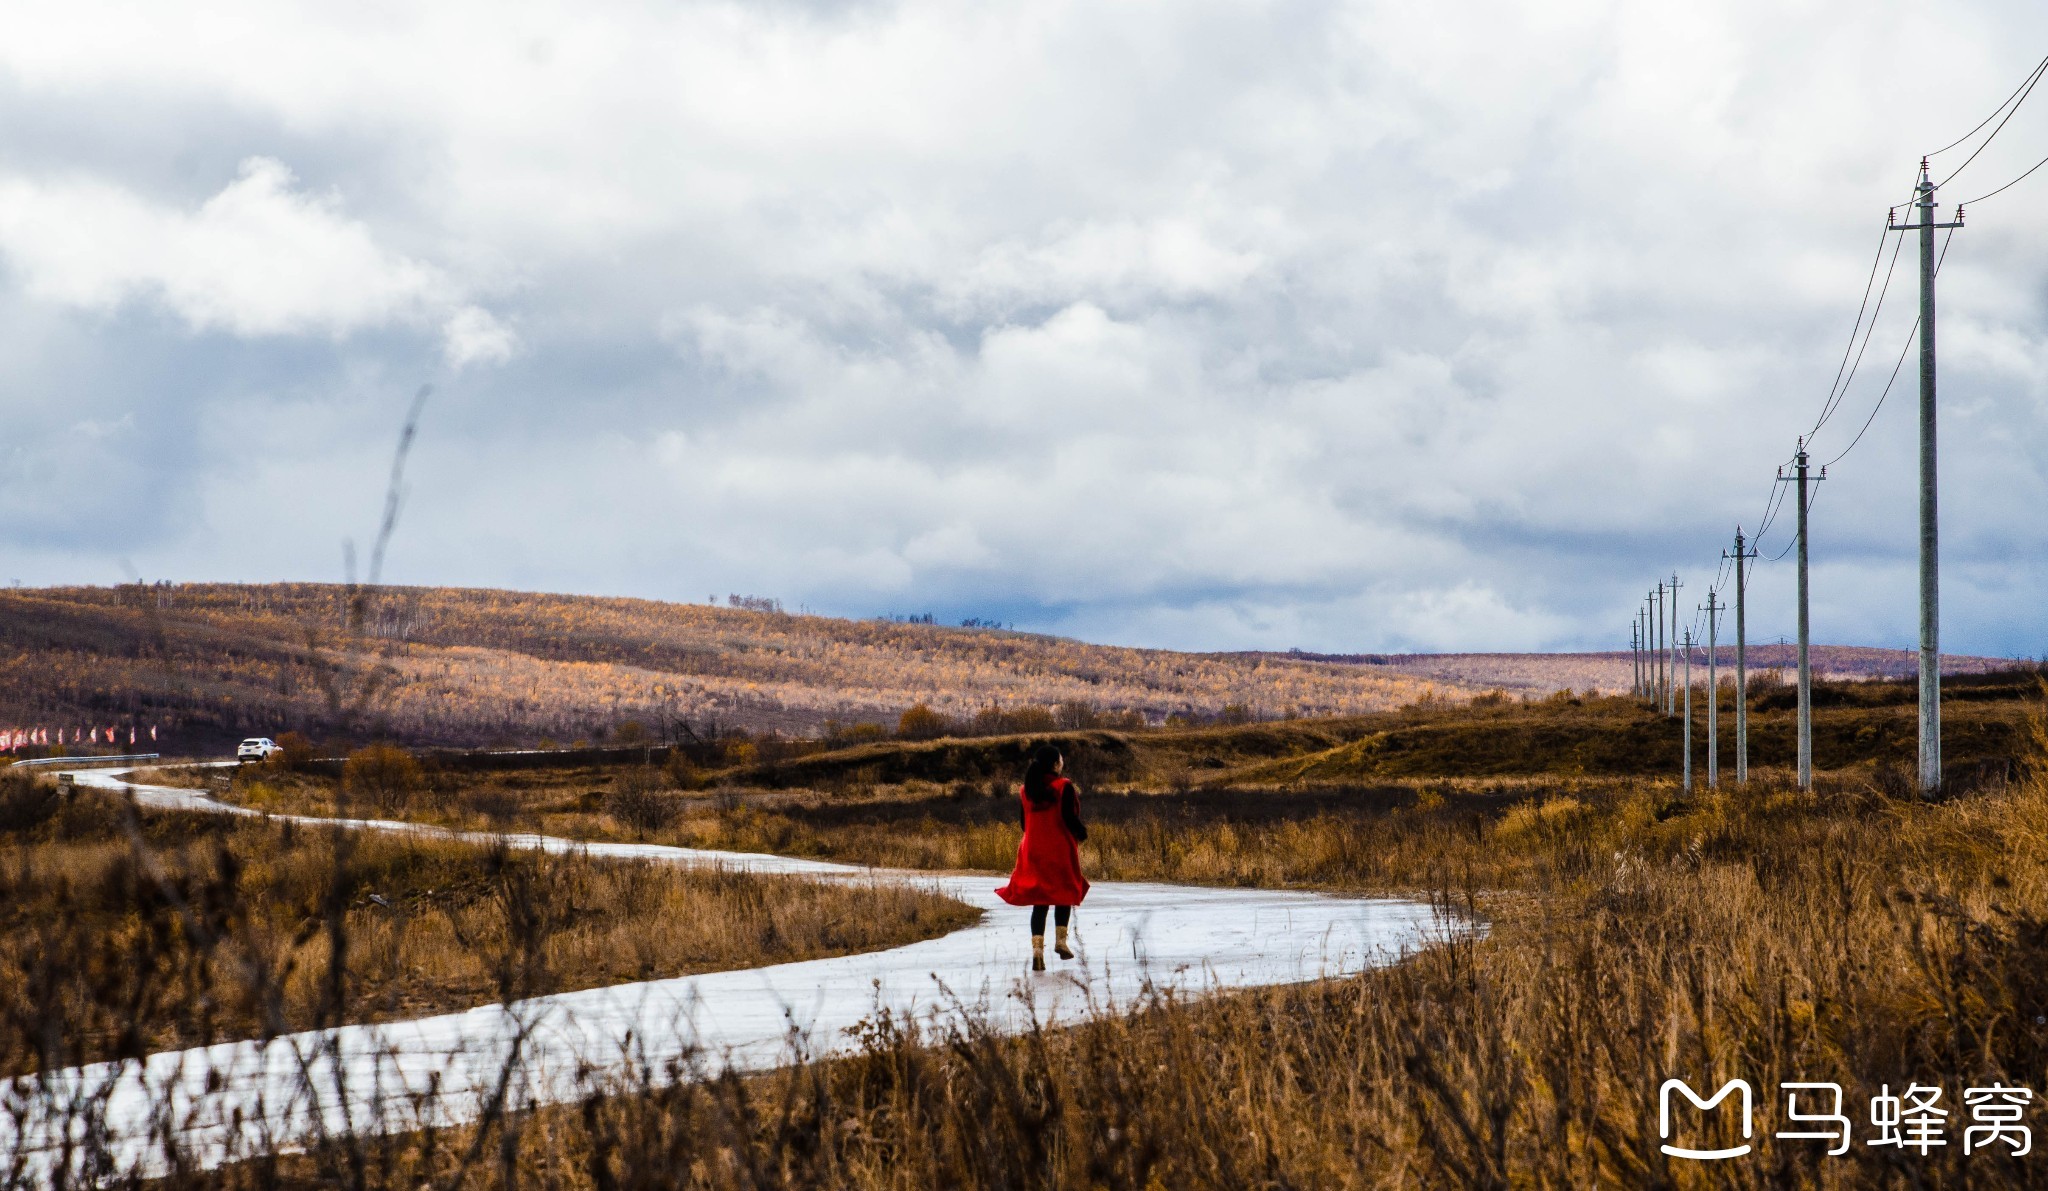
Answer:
0;773;974;1079
17;699;2048;1186
164;708;2048;1187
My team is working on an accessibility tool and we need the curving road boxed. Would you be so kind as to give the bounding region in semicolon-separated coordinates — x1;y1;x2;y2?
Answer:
7;765;1456;1178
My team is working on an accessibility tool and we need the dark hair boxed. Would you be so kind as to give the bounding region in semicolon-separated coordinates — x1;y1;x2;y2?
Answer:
1022;745;1063;807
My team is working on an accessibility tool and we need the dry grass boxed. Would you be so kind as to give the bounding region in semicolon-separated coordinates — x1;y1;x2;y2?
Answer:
212;710;2048;1188
21;691;2048;1186
0;773;975;1078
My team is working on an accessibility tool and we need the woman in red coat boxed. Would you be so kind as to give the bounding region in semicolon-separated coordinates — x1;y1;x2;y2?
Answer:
995;745;1089;971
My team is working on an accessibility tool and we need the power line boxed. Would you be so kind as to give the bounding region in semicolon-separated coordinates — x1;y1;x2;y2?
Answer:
1963;149;2048;206
1751;458;1796;551
1807;169;1928;440
1824;314;1920;469
1655;74;2033;668
1811;221;1910;438
1928;54;2048;158
1824;228;1958;468
1808;220;1901;438
1937;56;2048;188
1766;482;1823;563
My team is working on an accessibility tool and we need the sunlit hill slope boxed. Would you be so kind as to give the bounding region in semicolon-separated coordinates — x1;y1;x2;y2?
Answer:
0;584;1482;750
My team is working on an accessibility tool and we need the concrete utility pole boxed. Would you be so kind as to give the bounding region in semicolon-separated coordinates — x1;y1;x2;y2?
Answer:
1644;603;1657;705
1705;589;1721;789
1888;161;1964;796
1631;618;1642;699
1778;443;1825;789
1724;529;1756;783
1653;585;1666;712
1681;628;1695;793
1666;574;1684;717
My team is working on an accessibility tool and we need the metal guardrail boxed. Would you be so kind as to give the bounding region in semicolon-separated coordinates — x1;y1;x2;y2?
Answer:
8;753;160;770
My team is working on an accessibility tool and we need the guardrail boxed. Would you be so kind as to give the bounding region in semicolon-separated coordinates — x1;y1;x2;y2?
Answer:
8;753;160;770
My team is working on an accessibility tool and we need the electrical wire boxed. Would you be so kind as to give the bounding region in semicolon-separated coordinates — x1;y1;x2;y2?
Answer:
1824;314;1919;469
1765;483;1824;563
1929;55;2048;157
1938;55;2048;189
1807;168;1927;439
1811;222;1910;438
1751;459;1796;548
1963;148;2048;206
1670;62;2048;616
1808;221;1898;438
1649;61;2034;619
1822;228;1956;469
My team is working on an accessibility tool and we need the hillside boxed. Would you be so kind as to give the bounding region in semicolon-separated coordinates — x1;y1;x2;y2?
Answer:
0;584;1480;751
2;583;2020;755
1244;644;2016;696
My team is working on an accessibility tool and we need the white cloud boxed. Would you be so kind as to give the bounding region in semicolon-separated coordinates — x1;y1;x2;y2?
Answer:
3;0;2048;655
0;157;515;358
442;305;517;368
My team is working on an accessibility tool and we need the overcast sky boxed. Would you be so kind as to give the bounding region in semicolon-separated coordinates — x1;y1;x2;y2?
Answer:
3;1;2046;656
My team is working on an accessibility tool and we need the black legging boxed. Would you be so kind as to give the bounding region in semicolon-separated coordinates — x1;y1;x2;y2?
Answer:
1029;905;1072;935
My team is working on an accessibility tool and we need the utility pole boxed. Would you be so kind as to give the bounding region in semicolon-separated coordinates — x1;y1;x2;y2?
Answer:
1640;615;1650;701
1644;602;1656;706
1724;528;1757;783
1631;618;1642;699
1777;443;1825;789
1888;160;1964;796
1666;574;1683;717
1705;589;1721;789
1653;585;1666;712
1681;628;1695;793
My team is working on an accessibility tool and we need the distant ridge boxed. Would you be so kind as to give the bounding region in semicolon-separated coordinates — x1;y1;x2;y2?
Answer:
6;582;2027;751
0;583;1478;749
1234;646;2022;695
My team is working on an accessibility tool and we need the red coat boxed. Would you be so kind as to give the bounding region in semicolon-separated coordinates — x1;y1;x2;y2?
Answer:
995;777;1090;907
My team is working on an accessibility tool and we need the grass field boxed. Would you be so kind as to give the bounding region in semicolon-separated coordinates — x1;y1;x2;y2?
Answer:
212;673;2039;889
0;771;975;1079
130;676;2048;1189
18;672;2048;1186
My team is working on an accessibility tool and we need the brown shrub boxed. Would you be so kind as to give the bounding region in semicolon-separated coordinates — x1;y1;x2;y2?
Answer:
662;747;703;790
461;784;524;826
343;744;424;813
897;702;950;740
274;731;317;769
604;768;680;837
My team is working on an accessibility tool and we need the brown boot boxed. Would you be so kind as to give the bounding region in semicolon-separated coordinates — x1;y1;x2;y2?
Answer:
1054;925;1074;960
1031;935;1046;972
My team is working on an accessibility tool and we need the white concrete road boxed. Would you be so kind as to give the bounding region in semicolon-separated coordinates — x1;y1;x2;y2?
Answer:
5;765;1456;1178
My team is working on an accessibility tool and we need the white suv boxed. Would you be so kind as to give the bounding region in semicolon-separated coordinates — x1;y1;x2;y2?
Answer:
237;737;283;763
